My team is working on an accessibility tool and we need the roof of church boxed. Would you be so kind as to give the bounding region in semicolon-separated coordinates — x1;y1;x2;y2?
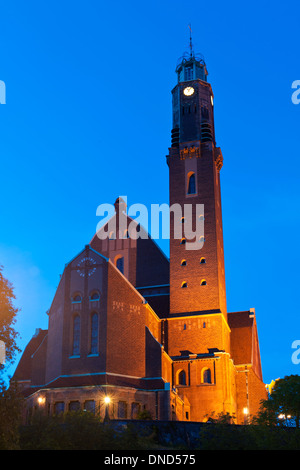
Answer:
19;373;166;398
228;310;263;380
13;329;48;381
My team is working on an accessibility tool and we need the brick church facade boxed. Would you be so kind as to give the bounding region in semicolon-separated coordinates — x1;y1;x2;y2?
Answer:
13;48;267;424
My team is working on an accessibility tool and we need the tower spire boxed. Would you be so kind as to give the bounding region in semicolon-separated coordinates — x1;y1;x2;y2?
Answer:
188;23;193;57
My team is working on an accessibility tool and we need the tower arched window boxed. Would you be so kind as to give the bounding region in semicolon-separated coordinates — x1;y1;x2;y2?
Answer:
202;368;212;384
201;279;207;286
187;172;196;195
115;255;124;274
90;291;100;301
177;369;186;386
90;312;99;355
72;294;82;303
72;314;80;356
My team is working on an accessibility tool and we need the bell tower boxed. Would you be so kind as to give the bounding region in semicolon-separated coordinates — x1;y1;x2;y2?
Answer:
167;46;227;318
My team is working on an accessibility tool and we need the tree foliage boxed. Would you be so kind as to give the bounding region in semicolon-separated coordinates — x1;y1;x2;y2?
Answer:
0;379;24;449
19;411;159;450
0;265;21;372
255;375;300;428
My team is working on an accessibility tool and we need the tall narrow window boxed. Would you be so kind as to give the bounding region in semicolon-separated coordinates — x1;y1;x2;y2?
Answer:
116;256;124;274
90;312;99;354
118;401;127;419
72;315;80;356
185;66;193;81
187;172;196;195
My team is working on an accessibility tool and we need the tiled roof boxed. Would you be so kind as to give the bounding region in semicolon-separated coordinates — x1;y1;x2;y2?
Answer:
20;373;166;397
13;329;48;381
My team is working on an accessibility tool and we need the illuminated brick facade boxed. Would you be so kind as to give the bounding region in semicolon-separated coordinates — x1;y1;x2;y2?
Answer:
13;50;267;424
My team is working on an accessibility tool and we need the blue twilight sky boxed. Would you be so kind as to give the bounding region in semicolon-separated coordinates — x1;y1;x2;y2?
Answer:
0;0;299;385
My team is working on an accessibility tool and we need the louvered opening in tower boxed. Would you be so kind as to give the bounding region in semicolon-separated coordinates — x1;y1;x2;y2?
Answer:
171;127;180;147
201;121;213;142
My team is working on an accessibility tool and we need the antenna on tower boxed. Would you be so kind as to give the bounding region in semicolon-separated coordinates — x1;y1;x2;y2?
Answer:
188;23;193;57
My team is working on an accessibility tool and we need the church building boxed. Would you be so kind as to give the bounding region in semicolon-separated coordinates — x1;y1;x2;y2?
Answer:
13;46;267;424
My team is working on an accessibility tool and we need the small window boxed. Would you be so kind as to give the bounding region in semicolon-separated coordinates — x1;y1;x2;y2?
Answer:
201;280;207;286
54;402;65;415
203;368;212;384
181;281;187;288
200;257;206;264
69;401;80;412
72;294;82;303
177;370;186;386
180;238;186;245
90;292;100;301
181;259;187;266
84;400;95;414
131;402;141;419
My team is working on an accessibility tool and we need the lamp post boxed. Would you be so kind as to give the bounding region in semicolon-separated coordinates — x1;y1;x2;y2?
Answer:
104;396;110;423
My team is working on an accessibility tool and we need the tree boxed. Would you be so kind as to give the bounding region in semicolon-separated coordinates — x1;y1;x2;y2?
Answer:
256;375;300;428
0;265;21;373
0;378;24;449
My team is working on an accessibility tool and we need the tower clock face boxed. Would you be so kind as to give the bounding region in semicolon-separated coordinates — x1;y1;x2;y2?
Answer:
76;256;97;278
183;86;195;96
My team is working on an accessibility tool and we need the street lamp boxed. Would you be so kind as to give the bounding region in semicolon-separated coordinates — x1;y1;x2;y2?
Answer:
243;407;249;425
38;396;45;405
104;396;110;423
